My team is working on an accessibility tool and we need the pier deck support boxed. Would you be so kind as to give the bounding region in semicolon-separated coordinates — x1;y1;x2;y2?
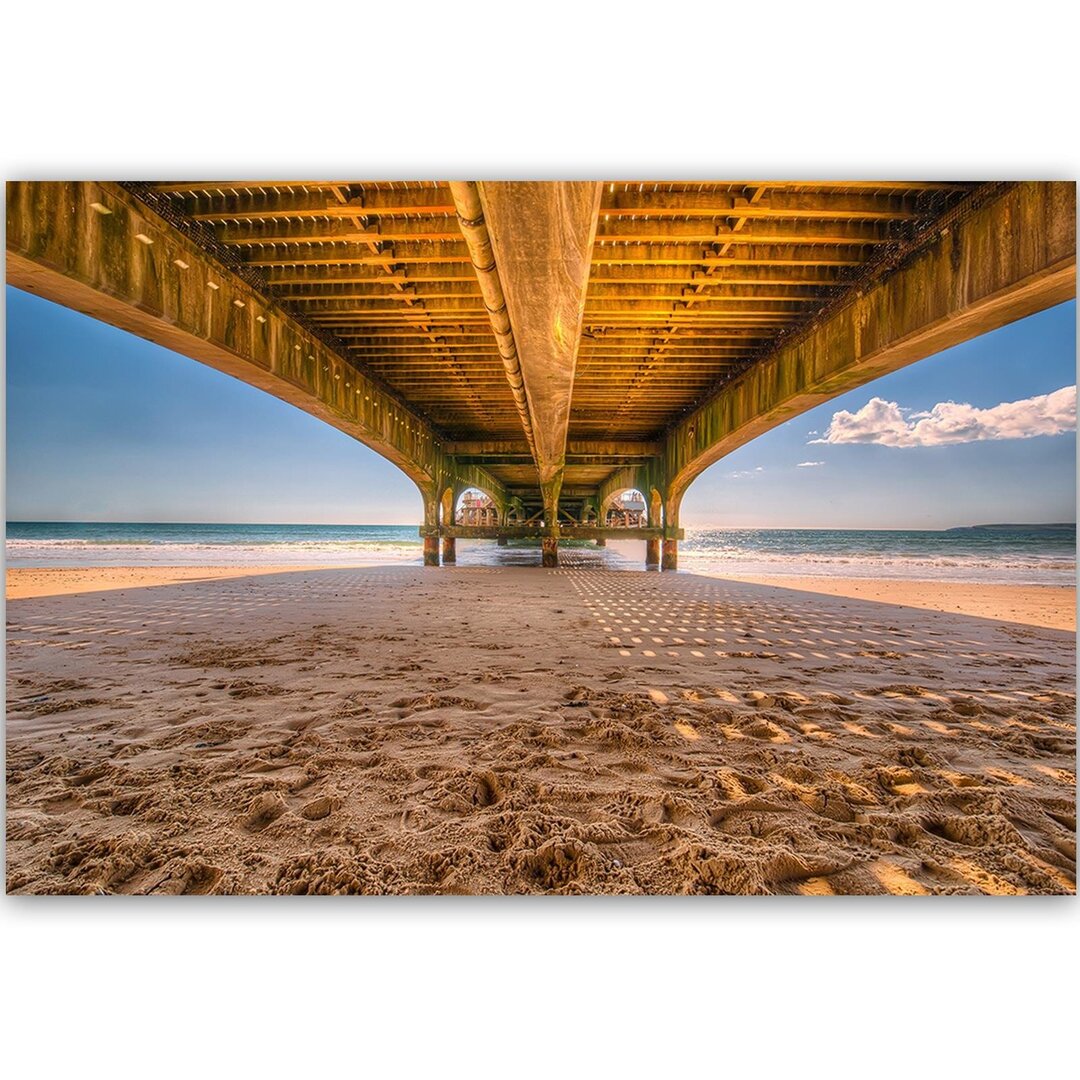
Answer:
423;537;439;567
497;534;508;546
541;537;559;568
646;537;660;569
661;539;678;571
595;537;606;548
441;536;456;564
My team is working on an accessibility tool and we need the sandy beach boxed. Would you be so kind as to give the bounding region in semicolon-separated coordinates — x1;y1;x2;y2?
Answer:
714;575;1077;632
5;565;342;600
5;559;1076;895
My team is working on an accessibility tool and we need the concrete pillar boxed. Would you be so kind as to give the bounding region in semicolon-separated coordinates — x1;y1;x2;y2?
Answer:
497;534;508;546
420;487;440;566
662;539;678;571
595;537;606;548
646;537;660;569
540;476;561;569
441;536;456;564
662;489;682;571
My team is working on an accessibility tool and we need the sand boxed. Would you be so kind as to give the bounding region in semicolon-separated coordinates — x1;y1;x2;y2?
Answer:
5;558;1076;895
716;574;1077;632
9;566;1076;629
5;565;341;600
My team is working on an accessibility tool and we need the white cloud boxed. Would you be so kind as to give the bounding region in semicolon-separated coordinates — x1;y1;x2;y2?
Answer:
811;385;1076;448
727;466;764;479
796;460;824;468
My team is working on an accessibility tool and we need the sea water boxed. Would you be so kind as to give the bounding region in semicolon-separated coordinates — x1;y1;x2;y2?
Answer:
4;521;1075;586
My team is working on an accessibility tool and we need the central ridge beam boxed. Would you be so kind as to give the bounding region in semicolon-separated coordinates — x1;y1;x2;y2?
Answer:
453;182;602;507
480;181;602;500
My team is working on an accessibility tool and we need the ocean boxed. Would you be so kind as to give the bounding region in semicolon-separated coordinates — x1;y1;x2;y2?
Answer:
4;521;1075;586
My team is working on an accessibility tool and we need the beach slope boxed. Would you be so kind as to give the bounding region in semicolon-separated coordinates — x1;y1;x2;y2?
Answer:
6;562;1075;894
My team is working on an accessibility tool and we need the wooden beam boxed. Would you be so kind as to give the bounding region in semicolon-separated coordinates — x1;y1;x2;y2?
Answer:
594;220;898;245
598;190;960;220
470;181;603;496
664;182;1076;501
5;181;449;490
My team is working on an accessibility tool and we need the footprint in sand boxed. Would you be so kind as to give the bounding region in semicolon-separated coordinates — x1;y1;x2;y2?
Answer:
299;795;337;820
241;792;288;832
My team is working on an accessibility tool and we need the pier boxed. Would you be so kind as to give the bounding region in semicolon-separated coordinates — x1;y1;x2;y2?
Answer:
6;181;1075;567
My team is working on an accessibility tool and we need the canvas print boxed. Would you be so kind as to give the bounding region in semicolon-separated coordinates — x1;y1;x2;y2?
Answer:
4;180;1076;895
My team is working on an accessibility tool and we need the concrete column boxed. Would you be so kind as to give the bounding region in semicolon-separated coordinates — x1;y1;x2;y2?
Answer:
420;487;440;567
497;534;508;546
540;476;561;569
441;536;456;564
595;537;606;548
662;489;682;571
646;537;660;568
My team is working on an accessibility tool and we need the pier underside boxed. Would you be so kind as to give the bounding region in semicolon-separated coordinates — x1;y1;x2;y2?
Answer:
6;180;1075;565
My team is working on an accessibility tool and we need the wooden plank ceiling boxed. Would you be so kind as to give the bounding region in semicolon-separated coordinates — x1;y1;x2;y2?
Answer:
148;181;980;492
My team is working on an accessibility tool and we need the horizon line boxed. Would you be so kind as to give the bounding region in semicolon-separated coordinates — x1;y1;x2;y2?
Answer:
6;518;1076;532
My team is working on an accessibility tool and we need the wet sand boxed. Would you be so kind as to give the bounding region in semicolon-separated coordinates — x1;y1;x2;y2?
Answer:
5;558;1076;894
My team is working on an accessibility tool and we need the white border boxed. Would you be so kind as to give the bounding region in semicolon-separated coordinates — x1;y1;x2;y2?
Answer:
3;2;1077;1076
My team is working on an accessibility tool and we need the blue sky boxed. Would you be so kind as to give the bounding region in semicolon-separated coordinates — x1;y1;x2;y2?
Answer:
4;286;1076;528
681;300;1076;528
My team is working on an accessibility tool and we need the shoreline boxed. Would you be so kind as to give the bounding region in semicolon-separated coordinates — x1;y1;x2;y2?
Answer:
5;563;1076;631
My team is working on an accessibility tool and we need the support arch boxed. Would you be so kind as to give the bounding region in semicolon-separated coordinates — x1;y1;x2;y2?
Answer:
453;486;500;527
663;183;1076;507
600;488;648;528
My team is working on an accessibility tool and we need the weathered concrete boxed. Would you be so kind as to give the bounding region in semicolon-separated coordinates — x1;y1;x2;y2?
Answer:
441;536;456;564
541;537;559;568
423;537;439;566
662;539;679;571
646;537;661;568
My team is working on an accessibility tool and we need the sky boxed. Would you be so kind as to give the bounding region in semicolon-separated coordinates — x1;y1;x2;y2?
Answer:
680;299;1076;528
4;286;1076;528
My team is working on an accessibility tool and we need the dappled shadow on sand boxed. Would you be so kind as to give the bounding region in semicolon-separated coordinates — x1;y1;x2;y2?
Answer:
6;566;1075;895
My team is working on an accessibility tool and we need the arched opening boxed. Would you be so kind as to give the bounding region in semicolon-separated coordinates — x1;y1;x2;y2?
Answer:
603;488;648;528
676;302;1076;578
455;487;498;526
